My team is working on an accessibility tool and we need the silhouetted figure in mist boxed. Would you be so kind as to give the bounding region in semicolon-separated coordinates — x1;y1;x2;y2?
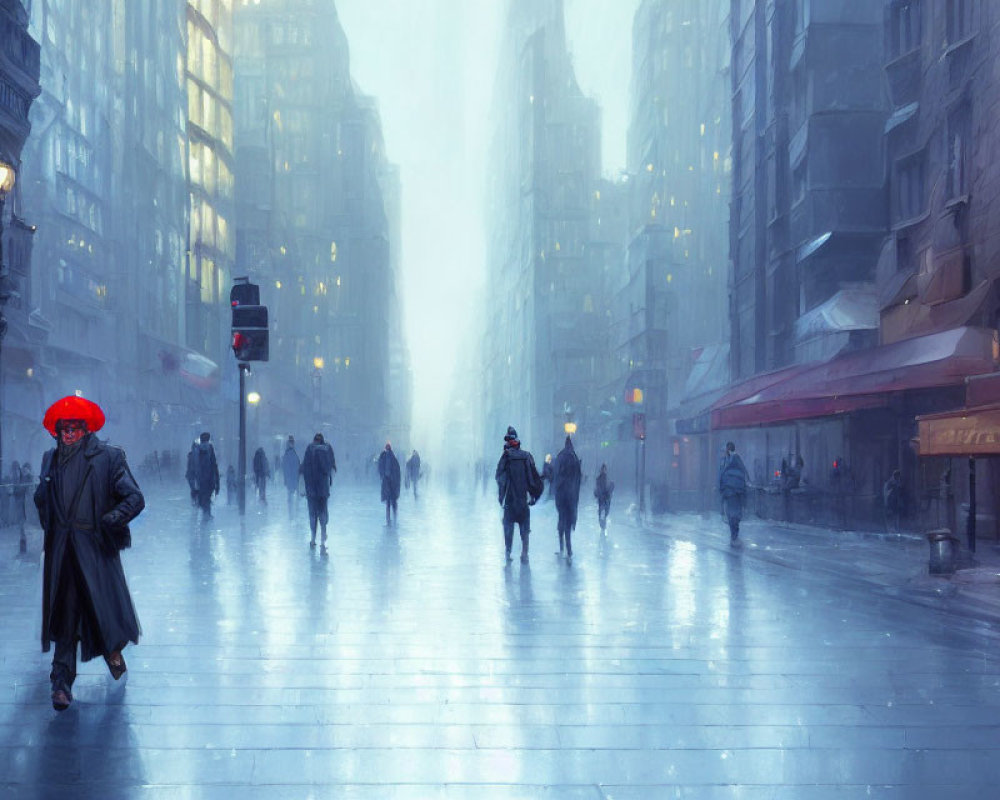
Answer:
718;442;749;545
405;449;421;500
282;436;301;516
193;432;219;520
595;463;615;533
495;426;543;564
553;436;582;560
252;446;270;505
378;442;401;525
302;433;336;551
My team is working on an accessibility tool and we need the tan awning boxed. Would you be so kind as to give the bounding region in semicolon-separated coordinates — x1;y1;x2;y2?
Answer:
918;404;1000;457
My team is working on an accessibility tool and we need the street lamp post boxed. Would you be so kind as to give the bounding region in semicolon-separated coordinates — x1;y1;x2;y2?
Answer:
312;357;324;423
0;162;17;484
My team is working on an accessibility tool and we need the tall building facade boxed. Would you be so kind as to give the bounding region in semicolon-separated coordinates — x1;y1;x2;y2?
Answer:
0;0;40;470
19;0;120;460
481;0;608;457
234;0;409;463
15;1;233;464
613;0;732;506
729;0;886;380
185;0;234;367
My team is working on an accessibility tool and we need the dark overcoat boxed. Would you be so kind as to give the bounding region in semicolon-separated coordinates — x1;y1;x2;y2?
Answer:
495;447;543;516
553;443;582;530
302;442;336;498
282;446;300;489
378;449;401;502
35;435;145;661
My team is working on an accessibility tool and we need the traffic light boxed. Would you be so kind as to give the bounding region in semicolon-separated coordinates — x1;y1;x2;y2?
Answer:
230;279;268;362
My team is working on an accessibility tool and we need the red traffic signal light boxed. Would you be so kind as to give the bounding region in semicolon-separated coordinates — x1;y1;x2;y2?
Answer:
231;305;269;362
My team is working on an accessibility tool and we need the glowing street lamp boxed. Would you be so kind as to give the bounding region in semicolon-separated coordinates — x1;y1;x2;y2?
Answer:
312;356;324;370
564;421;578;435
247;391;261;405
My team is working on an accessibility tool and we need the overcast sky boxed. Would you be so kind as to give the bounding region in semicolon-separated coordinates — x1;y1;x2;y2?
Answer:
333;0;640;445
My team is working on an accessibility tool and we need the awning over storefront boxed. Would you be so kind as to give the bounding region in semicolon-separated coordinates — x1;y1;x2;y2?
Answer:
712;326;998;429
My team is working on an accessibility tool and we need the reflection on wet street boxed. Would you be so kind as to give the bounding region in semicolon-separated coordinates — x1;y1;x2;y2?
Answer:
1;483;999;797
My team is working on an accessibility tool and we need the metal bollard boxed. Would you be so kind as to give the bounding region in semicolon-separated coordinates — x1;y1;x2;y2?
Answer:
926;529;958;575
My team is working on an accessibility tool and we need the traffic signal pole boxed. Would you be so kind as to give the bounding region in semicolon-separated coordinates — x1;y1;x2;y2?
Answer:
238;363;248;516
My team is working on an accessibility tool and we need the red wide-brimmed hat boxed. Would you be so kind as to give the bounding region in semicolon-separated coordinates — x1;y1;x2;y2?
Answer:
43;396;106;437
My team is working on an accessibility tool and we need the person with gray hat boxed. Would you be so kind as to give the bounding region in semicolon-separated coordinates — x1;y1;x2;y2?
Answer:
495;426;543;564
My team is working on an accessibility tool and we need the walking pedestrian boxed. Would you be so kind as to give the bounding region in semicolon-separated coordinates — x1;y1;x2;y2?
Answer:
553;436;582;560
378;443;401;525
185;440;198;507
718;441;750;545
495;426;543;564
541;454;554;501
193;432;219;520
226;465;237;506
302;433;336;551
34;396;145;711
282;436;301;516
594;464;615;532
405;449;421;500
252;446;270;505
883;468;904;533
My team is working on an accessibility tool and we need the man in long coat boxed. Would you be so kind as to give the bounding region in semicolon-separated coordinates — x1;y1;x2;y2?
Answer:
718;441;750;545
378;442;401;525
553;436;582;559
301;433;336;550
35;396;145;711
495;426;543;563
405;450;421;500
281;435;301;516
193;432;219;520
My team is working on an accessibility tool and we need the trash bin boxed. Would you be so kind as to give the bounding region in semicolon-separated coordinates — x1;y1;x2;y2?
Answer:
926;529;959;575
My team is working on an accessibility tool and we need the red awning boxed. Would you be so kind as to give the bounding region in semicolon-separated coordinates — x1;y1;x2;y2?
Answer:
712;326;998;429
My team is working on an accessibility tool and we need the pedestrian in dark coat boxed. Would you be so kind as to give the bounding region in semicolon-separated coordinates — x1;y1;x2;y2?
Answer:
718;441;750;545
252;446;270;505
553;436;582;559
185;441;198;507
495;426;543;563
541;454;554;501
378;442;401;524
281;436;301;516
405;450;421;500
193;432;219;520
34;396;145;711
301;433;336;549
595;464;615;531
226;465;237;506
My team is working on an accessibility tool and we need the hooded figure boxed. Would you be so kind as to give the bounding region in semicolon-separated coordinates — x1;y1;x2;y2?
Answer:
282;436;301;515
34;396;145;711
495;426;543;563
595;464;615;531
193;432;220;519
405;450;422;500
252;446;271;505
301;433;336;549
718;442;749;544
378;442;401;524
553;436;582;559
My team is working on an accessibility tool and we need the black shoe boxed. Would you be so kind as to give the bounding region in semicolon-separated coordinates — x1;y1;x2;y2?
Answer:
520;553;529;564
310;540;316;548
505;551;512;563
104;651;127;681
51;688;72;711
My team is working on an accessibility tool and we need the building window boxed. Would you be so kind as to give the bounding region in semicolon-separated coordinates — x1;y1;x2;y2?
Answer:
896;152;927;222
946;0;974;44
889;1;922;58
947;103;971;199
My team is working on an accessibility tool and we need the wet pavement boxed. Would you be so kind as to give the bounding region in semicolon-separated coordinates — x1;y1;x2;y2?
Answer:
2;482;1000;798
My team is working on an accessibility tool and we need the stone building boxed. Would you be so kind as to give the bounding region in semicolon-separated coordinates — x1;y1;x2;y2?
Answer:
234;0;409;462
480;0;609;458
0;0;40;471
613;0;732;510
